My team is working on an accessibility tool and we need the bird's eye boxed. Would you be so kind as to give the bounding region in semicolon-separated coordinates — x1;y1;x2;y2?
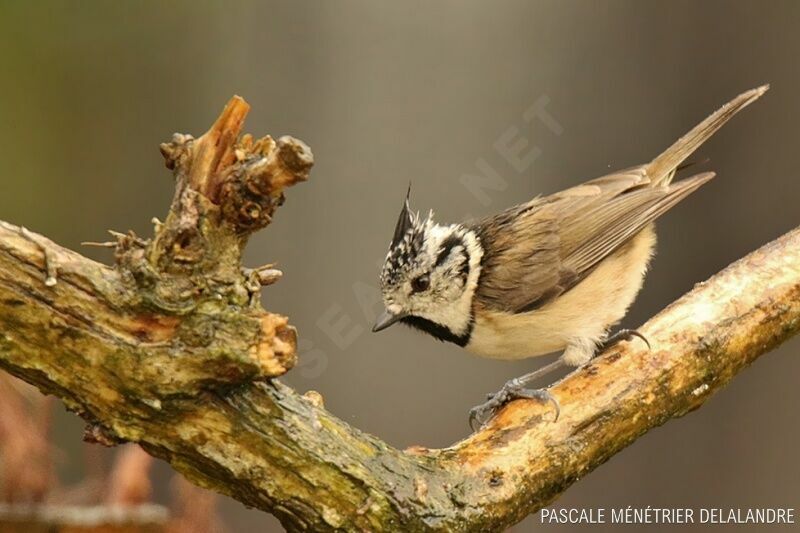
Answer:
411;274;430;293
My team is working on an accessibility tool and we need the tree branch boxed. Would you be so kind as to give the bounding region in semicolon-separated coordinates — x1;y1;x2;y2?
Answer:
0;97;797;532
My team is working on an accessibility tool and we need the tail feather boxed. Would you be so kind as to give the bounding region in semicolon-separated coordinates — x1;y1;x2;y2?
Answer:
649;85;768;185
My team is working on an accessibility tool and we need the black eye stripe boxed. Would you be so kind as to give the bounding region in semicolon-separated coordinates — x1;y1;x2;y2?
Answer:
458;251;470;282
435;235;463;267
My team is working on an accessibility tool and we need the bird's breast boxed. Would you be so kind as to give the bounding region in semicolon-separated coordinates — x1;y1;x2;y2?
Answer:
466;308;569;359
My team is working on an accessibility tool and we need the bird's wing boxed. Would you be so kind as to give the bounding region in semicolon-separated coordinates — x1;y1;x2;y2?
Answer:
558;170;714;274
472;170;714;313
472;85;768;313
470;198;564;314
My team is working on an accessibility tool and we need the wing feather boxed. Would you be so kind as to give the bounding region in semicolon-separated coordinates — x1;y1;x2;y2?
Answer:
473;171;714;313
471;86;768;314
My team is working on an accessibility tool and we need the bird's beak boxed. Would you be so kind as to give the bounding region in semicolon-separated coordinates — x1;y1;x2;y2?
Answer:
372;306;407;332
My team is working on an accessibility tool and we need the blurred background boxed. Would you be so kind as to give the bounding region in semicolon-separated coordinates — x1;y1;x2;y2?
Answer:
1;1;798;531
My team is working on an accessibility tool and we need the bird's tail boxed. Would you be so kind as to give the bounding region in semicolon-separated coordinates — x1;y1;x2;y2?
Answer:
648;85;769;185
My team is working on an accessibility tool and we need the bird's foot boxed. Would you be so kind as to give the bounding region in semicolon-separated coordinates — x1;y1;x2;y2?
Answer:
469;378;560;431
597;328;650;353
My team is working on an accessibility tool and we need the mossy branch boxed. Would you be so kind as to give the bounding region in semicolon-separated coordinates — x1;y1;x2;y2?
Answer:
0;97;798;532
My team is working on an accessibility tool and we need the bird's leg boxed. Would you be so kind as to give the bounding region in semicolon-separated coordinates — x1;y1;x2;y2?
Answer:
595;328;650;354
468;330;651;431
468;359;564;431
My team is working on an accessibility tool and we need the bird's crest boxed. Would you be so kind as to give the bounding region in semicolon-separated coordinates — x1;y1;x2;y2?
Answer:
381;187;435;287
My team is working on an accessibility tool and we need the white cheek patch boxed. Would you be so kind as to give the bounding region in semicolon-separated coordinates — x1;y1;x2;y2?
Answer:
410;225;484;336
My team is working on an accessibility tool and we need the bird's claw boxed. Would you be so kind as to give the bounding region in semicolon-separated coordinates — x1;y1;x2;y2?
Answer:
469;382;560;432
598;328;651;352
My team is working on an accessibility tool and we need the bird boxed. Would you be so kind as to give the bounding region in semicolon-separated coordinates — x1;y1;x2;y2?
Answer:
371;85;768;430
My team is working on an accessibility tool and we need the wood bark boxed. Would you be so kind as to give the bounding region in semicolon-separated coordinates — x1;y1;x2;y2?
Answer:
0;96;797;532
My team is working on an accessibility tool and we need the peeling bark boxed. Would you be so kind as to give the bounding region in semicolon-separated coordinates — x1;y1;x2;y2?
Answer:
0;97;797;532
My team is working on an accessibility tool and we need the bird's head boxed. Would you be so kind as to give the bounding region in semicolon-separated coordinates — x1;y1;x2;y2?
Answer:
373;188;482;341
